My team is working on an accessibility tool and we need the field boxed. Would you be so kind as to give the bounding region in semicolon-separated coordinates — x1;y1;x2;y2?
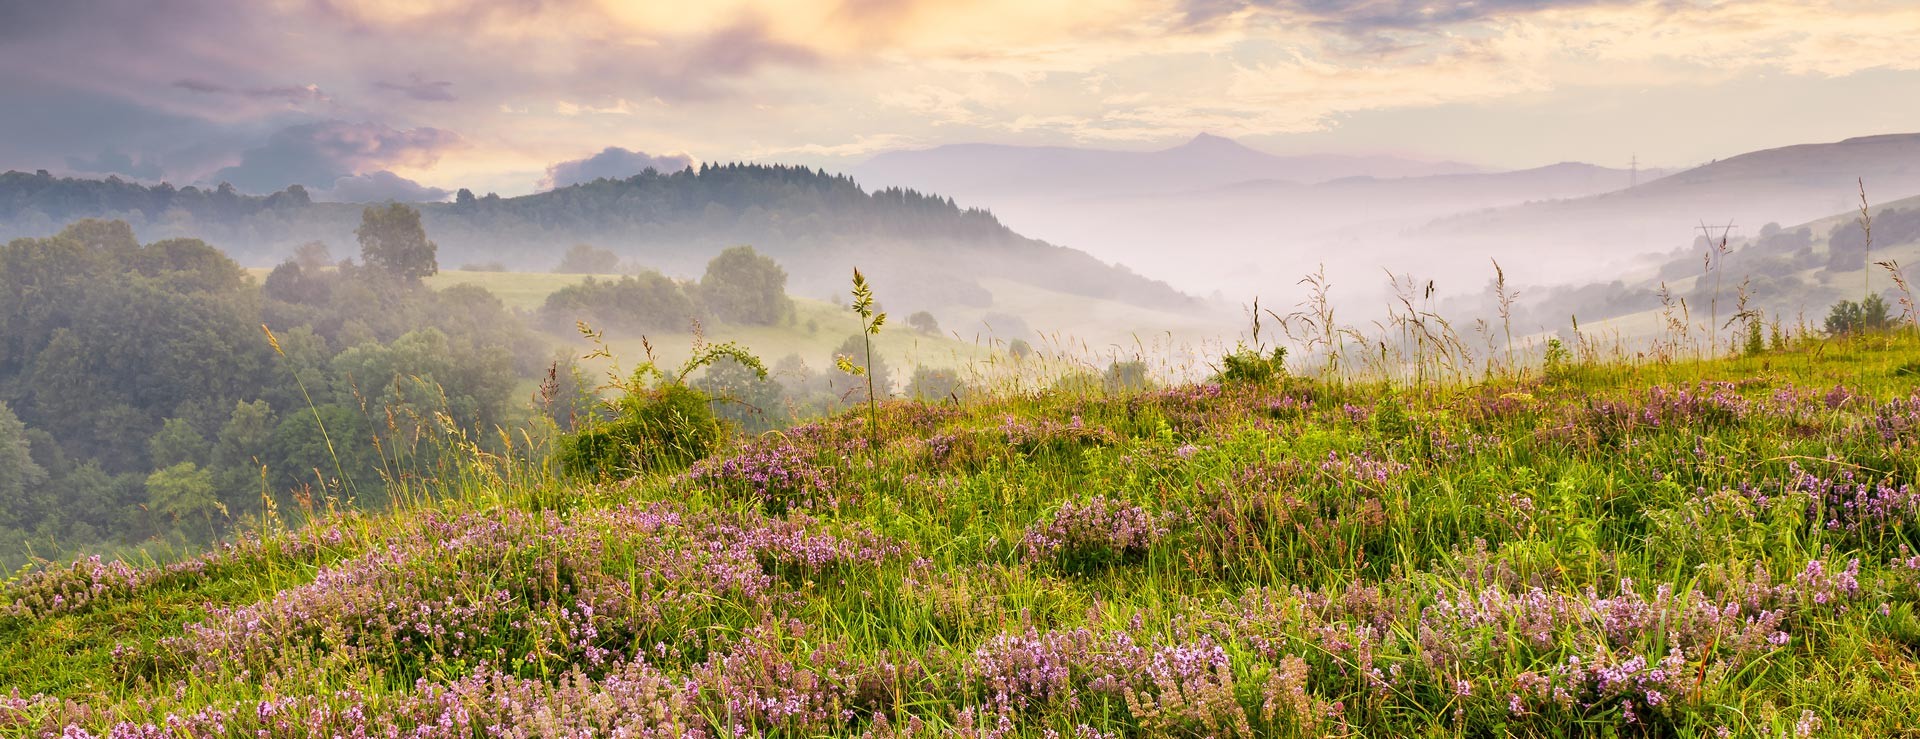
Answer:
5;332;1920;737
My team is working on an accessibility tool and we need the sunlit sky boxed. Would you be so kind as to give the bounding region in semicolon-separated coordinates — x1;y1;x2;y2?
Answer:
4;0;1919;200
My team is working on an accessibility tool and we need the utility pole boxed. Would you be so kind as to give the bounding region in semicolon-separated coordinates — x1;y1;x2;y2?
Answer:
1695;221;1738;250
1629;154;1638;189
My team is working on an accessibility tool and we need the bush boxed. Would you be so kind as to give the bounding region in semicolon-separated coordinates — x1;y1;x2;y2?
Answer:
1825;295;1893;336
555;383;723;479
556;342;766;479
1216;344;1287;385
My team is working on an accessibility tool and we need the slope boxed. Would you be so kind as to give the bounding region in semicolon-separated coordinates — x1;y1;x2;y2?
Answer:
6;333;1920;735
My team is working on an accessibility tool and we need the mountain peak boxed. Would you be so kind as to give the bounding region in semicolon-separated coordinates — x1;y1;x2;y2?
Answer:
1178;132;1247;151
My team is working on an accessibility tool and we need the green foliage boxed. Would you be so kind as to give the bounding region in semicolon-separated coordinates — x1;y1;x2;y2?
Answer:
147;419;210;469
1543;337;1572;377
695;357;789;434
355;203;438;282
0;217;544;565
555;381;720;480
0;402;48;531
830;334;891;396
1216;343;1287;385
698;245;792;326
556;340;766;479
1825;294;1894;335
144;462;218;532
291;241;332;270
554;243;620;274
540;272;702;334
839;268;887;458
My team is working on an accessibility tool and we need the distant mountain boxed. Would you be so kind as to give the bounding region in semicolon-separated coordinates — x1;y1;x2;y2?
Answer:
1413;134;1920;286
852;133;1484;203
0;165;1197;315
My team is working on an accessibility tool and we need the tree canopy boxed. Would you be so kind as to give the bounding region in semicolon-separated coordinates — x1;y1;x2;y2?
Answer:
699;245;791;326
356;203;438;281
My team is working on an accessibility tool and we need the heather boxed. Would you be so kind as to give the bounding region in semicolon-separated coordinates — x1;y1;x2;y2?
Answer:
6;334;1920;736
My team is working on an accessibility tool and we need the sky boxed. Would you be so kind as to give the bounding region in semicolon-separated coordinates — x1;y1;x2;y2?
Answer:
4;0;1919;200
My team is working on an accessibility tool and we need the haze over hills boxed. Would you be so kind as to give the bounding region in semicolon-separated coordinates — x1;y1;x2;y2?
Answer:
853;133;1670;299
852;133;1485;202
10;132;1913;333
847;132;1919;317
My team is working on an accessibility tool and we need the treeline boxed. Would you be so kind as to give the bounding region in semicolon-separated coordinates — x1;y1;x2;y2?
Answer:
0;213;548;567
0;169;311;229
0;165;1197;316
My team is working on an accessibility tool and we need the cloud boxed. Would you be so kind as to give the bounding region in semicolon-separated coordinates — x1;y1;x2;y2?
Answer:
749;134;923;160
1178;0;1635;32
63;149;165;179
555;98;658;116
376;75;457;102
210;120;463;194
7;0;1920;191
541;147;696;189
173;78;331;104
315;170;452;202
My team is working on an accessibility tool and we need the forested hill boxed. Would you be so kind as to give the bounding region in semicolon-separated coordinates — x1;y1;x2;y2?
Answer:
0;165;1196;313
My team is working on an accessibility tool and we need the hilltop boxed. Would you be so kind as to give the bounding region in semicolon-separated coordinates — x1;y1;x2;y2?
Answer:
5;332;1920;735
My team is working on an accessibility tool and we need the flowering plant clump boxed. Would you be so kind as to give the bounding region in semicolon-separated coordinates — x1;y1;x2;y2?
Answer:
681;440;837;512
1869;390;1920;446
138;502;902;685
4;518;357;621
1021;496;1169;570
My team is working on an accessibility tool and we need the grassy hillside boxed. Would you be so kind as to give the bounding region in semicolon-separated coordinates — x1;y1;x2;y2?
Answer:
5;331;1920;736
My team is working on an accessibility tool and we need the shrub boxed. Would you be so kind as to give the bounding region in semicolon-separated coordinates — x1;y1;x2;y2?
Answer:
1825;295;1893;336
1216;344;1287;386
555;341;766;479
555;382;722;479
1022;495;1168;571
